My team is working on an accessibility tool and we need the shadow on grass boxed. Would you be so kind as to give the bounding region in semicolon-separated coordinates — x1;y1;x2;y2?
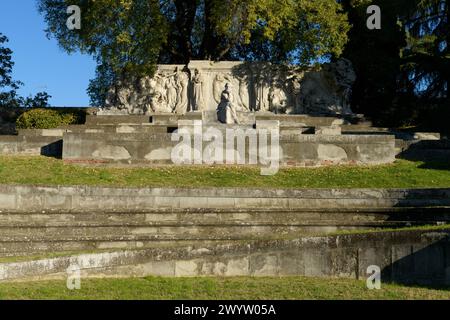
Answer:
397;140;450;171
417;161;450;171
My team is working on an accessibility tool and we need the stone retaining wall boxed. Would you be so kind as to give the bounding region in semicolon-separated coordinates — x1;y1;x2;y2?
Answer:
0;135;61;157
1;229;449;285
0;185;449;212
62;131;395;166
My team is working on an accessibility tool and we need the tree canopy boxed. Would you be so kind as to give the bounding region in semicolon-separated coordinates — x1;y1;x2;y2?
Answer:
38;0;350;105
342;0;449;130
400;0;449;101
37;0;449;132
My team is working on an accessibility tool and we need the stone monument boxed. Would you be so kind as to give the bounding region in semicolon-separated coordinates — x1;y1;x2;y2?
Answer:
101;59;357;120
68;58;398;168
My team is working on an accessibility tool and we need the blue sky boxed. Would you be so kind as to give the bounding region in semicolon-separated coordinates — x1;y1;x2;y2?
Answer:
0;1;96;106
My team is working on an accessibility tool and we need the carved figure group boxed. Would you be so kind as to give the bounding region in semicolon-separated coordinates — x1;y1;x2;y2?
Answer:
148;67;190;114
103;59;356;117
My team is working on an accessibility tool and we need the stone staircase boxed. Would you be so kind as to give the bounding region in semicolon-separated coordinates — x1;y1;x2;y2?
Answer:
0;206;449;257
0;185;449;257
0;185;449;282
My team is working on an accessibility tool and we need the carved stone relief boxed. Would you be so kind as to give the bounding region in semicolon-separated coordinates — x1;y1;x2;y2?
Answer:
102;59;356;118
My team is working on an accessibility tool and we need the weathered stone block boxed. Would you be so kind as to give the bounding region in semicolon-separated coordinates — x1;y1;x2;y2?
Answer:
315;125;342;135
250;254;279;276
175;260;199;276
0;194;16;210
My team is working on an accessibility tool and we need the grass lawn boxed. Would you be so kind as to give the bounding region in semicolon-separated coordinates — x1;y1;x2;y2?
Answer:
0;156;448;188
0;276;449;300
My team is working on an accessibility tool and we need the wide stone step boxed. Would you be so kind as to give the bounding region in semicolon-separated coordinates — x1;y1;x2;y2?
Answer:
0;239;231;257
2;186;450;213
0;208;447;227
0;223;414;257
0;211;447;226
0;222;433;242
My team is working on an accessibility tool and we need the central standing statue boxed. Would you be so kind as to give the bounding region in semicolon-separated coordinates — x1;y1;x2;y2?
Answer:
216;83;239;124
192;68;206;111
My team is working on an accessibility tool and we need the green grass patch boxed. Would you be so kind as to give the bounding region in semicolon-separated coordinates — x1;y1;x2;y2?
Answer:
0;276;449;300
0;156;448;188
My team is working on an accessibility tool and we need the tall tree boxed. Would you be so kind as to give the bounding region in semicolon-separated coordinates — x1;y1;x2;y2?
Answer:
341;0;407;125
342;0;449;129
399;0;449;132
400;0;449;101
37;0;350;105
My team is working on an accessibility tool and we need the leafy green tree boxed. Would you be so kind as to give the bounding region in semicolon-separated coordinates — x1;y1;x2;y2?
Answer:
87;61;116;107
341;0;408;125
38;0;350;105
399;0;449;132
22;92;52;108
342;0;449;130
400;0;449;101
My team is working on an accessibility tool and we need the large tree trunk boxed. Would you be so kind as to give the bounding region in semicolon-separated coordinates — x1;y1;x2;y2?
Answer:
174;0;197;63
446;0;450;102
200;0;223;60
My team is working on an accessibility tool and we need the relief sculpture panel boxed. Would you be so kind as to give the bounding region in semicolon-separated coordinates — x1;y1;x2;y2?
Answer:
102;59;356;118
